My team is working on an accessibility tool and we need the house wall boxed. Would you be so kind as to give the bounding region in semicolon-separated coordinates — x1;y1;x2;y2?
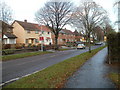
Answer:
12;22;25;44
40;31;52;45
3;35;16;44
52;33;76;45
24;30;40;45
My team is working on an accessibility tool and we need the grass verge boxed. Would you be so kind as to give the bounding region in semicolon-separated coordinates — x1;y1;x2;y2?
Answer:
58;48;72;51
2;51;53;61
4;46;106;88
108;73;120;88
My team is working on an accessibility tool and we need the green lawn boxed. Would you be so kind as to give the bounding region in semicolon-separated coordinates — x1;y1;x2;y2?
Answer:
2;51;53;61
58;48;72;51
108;73;120;88
4;46;106;88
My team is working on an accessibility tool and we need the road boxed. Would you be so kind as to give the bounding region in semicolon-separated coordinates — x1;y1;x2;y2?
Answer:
2;45;101;85
64;48;115;88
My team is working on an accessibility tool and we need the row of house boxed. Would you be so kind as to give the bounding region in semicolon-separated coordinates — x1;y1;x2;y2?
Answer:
2;20;83;46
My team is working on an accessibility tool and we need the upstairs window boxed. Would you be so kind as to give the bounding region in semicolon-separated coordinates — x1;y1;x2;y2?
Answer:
42;31;44;34
27;30;30;33
35;39;39;43
35;31;39;34
26;39;29;43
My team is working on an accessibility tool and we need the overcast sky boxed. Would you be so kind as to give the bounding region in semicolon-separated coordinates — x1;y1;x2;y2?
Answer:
2;0;117;31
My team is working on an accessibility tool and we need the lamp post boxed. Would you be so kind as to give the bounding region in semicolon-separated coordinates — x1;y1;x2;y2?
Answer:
39;34;44;51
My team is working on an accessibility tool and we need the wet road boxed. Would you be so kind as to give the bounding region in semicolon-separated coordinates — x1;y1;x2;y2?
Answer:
2;46;101;85
64;48;115;88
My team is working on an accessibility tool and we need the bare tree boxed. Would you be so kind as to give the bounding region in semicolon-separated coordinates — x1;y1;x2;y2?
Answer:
71;1;107;53
101;16;114;35
0;2;13;43
35;1;73;50
114;0;120;32
0;2;13;23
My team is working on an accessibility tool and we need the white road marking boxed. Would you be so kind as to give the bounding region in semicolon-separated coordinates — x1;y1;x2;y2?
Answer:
0;67;47;87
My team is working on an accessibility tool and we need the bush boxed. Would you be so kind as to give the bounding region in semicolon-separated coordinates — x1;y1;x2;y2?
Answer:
2;44;11;49
107;32;120;63
32;44;37;47
15;44;22;49
2;49;15;55
27;44;32;47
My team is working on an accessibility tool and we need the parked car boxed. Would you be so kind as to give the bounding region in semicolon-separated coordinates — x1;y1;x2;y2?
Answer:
77;44;86;49
95;42;103;45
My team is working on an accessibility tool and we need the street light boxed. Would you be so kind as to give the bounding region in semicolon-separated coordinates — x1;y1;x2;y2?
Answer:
39;34;44;51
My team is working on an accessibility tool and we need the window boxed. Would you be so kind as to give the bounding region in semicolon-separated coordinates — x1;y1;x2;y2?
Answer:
27;30;30;33
42;31;44;34
9;39;15;44
26;39;28;43
35;31;39;34
60;39;63;42
35;39;39;43
46;39;48;42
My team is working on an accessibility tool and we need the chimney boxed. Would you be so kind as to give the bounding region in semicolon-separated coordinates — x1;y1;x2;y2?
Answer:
24;20;27;23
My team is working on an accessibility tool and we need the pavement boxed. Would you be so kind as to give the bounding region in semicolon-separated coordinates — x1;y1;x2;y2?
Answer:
64;47;116;88
2;45;101;86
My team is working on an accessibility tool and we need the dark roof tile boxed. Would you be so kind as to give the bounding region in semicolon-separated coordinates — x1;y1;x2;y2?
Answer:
4;33;17;38
16;20;39;31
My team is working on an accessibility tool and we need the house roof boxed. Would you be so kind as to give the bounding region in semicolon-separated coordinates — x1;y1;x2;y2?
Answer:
35;25;51;32
15;20;51;32
1;20;13;34
15;20;39;31
4;33;17;39
62;29;75;35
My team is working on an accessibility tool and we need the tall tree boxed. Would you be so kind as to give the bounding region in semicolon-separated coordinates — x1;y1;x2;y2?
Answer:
102;16;114;35
35;0;73;50
0;2;13;23
114;0;120;32
0;2;13;42
71;1;107;52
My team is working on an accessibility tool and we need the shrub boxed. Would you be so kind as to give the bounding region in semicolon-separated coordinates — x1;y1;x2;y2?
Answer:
2;49;15;55
2;44;11;49
15;44;22;49
32;44;37;47
107;32;120;63
27;44;32;47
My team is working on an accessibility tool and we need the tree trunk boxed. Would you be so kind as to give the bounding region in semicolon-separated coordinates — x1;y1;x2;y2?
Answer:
93;35;95;45
55;36;59;50
88;33;91;53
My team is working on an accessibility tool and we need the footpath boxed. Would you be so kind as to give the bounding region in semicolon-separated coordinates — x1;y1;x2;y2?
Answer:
65;47;116;88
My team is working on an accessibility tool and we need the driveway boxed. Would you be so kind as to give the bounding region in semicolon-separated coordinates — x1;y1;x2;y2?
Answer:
2;45;101;85
64;47;115;88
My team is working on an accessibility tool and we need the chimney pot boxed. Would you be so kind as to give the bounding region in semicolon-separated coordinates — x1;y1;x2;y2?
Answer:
24;20;27;22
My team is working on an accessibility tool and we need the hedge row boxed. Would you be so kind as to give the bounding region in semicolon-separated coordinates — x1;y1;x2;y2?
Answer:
107;32;120;63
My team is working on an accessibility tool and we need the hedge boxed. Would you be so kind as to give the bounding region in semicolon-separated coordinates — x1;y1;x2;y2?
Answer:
107;32;120;63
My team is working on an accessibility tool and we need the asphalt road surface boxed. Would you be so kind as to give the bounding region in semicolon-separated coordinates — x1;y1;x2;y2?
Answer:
2;45;102;85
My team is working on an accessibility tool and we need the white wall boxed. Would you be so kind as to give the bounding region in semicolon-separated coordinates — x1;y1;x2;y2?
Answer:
40;31;52;45
3;35;16;44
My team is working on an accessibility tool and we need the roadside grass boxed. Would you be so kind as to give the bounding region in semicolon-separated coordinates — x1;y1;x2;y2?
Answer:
2;51;53;61
108;73;120;88
4;46;106;88
58;48;72;51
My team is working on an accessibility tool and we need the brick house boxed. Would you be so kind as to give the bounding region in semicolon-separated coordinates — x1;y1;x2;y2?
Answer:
35;25;52;45
73;30;82;42
52;28;75;45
